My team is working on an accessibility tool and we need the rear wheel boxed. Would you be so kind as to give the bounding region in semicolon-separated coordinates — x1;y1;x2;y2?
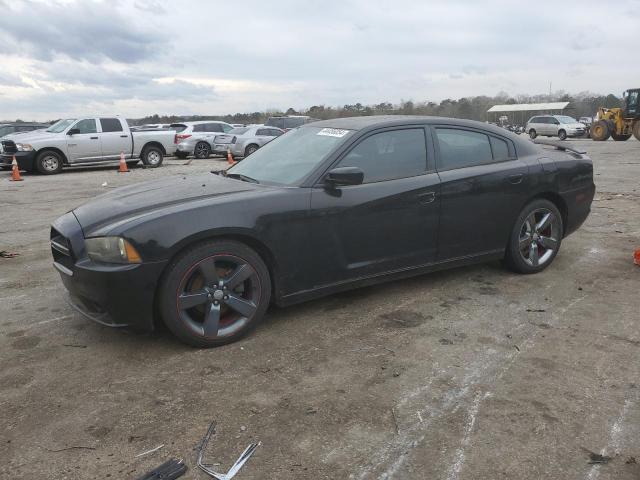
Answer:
175;151;188;159
35;150;63;174
126;160;139;168
611;132;632;141
244;144;259;157
194;142;211;159
557;129;567;140
504;199;563;274
159;240;271;347
528;129;537;139
141;145;164;167
591;120;610;141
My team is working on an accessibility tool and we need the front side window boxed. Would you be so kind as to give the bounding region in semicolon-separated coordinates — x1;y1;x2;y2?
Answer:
256;129;269;136
435;128;493;170
100;118;123;132
73;119;97;134
337;129;427;183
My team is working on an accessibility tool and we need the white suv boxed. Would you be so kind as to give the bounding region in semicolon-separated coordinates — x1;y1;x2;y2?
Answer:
526;115;586;140
172;121;234;158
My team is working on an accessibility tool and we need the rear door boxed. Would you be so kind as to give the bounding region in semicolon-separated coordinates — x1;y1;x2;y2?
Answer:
433;126;529;260
99;118;131;159
66;118;101;162
309;127;440;286
255;128;275;146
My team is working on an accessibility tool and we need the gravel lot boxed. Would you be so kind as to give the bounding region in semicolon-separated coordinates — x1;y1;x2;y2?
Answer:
1;141;639;480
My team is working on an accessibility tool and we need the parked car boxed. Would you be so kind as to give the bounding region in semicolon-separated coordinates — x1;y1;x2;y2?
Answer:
212;125;284;157
1;117;177;174
526;115;586;140
578;116;594;138
0;122;49;138
265;115;318;131
51;116;594;347
172;121;234;158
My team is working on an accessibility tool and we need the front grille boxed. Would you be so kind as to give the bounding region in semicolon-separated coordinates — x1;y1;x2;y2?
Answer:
1;140;17;154
50;227;74;270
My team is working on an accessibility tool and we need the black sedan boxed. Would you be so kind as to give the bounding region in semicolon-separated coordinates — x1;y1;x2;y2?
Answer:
51;116;595;347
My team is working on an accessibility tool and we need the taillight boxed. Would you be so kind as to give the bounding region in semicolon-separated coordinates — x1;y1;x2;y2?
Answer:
174;133;191;144
231;136;237;144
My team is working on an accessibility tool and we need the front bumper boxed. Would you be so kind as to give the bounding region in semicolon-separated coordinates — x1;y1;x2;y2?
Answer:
51;212;167;331
1;151;37;171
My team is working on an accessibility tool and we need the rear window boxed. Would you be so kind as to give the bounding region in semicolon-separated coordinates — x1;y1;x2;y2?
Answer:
100;118;123;132
230;127;249;134
169;124;187;133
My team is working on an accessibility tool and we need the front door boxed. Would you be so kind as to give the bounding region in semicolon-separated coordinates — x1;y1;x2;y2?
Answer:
433;126;530;260
66;118;101;162
308;127;440;288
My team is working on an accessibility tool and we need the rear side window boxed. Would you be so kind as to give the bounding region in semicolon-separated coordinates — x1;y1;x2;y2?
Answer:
435;128;493;170
529;117;540;124
206;123;223;132
256;129;269;136
74;119;97;134
100;118;123;132
265;118;285;129
269;129;283;136
221;124;233;133
192;124;207;132
338;128;427;183
170;124;187;133
490;136;510;161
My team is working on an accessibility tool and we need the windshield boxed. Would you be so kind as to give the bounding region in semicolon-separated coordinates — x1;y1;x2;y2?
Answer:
0;126;12;137
556;116;577;124
228;126;354;185
229;127;249;135
47;119;76;133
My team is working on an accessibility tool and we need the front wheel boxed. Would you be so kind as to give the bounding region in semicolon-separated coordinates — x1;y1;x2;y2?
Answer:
504;199;563;274
35;150;63;174
244;144;259;157
194;142;211;159
590;120;610;141
611;132;631;141
159;240;271;347
141;145;164;167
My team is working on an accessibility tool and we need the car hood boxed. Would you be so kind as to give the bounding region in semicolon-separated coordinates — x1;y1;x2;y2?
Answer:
73;173;261;236
3;129;58;143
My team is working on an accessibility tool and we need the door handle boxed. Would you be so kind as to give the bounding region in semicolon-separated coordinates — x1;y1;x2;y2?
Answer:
417;191;436;204
508;174;524;184
120;135;128;138
90;136;99;140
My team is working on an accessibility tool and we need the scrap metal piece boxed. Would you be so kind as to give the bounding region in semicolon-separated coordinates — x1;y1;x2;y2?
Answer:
135;444;165;458
135;458;187;480
197;421;260;480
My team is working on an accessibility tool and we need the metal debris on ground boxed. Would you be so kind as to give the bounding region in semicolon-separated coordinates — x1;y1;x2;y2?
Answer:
581;447;613;464
197;421;260;480
135;458;187;480
0;250;19;258
135;444;165;458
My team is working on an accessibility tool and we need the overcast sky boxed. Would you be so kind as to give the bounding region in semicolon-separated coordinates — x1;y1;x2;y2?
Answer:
0;0;637;120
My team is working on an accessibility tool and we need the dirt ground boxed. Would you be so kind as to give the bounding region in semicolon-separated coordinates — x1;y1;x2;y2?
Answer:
1;140;639;480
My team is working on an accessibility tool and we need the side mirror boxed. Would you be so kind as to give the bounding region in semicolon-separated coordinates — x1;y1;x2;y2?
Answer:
67;128;80;135
325;166;364;187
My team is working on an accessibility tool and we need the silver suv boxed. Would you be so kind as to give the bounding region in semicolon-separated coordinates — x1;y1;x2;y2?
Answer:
526;115;586;140
172;121;234;158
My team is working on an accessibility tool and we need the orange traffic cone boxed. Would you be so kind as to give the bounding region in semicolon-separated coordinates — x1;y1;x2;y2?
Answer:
634;248;640;266
227;148;236;166
10;155;23;182
118;152;129;173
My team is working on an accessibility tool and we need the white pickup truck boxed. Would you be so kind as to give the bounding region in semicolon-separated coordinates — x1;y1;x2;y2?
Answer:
1;117;177;174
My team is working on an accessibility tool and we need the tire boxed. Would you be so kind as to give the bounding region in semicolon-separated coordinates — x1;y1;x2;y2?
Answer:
194;142;211;159
633;121;640;141
35;150;63;175
244;144;259;157
557;129;567;140
611;132;631;141
175;151;188;159
141;145;164;167
504;199;563;274
591;120;610;141
126;160;139;168
158;240;272;348
528;129;537;139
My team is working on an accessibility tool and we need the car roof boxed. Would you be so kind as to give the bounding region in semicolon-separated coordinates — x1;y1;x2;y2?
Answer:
0;122;48;126
182;120;229;126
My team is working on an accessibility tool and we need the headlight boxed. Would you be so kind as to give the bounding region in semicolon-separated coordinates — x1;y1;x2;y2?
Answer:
85;237;142;264
16;143;33;152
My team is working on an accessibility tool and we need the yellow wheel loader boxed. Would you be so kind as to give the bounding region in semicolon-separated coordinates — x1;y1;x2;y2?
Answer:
590;88;640;141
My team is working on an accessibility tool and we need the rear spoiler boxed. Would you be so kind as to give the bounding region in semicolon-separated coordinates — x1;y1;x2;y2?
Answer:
533;139;587;155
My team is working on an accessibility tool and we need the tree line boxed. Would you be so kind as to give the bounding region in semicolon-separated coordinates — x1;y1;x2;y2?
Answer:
131;91;624;126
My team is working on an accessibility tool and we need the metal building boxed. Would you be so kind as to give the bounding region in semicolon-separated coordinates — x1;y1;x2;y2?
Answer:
487;102;572;126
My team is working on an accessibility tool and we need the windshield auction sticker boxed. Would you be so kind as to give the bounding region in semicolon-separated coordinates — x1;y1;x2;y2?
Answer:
317;128;350;138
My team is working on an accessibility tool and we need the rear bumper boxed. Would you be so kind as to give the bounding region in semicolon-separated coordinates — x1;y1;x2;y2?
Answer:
51;212;167;332
1;151;36;171
561;182;595;237
213;143;243;156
